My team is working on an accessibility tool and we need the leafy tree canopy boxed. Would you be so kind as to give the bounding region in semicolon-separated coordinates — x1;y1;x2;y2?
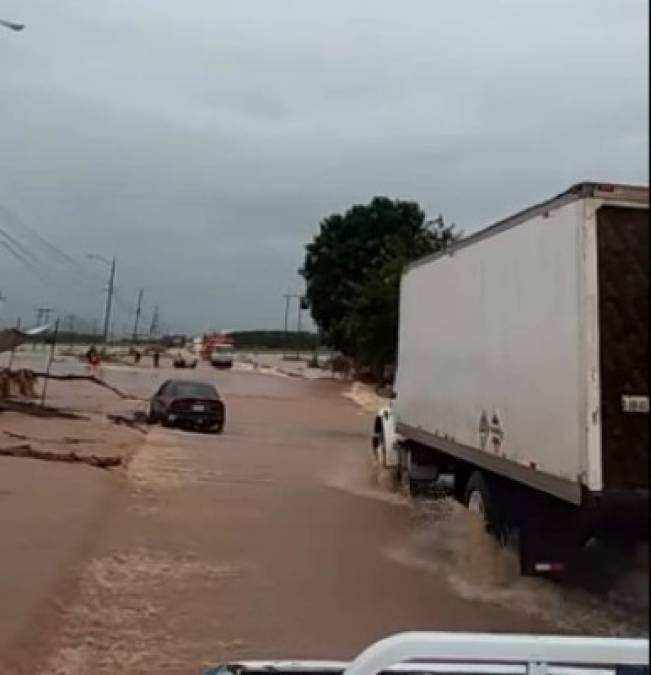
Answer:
300;196;458;377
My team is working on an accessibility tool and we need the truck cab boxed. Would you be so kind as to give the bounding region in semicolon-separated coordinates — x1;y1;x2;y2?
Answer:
210;344;234;369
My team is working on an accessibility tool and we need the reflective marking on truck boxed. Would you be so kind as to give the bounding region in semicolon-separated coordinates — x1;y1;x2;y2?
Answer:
535;562;565;573
490;411;504;453
621;395;649;413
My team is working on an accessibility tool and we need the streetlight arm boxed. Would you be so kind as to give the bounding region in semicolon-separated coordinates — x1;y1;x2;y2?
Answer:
0;19;25;31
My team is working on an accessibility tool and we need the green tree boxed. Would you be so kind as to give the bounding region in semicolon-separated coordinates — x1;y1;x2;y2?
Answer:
300;197;457;377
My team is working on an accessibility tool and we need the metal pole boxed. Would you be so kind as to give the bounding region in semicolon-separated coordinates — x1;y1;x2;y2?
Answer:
149;304;159;338
33;308;52;350
283;294;292;358
283;295;291;334
132;288;143;343
297;298;303;334
7;316;21;370
102;257;116;344
33;310;41;351
68;314;75;346
40;318;59;407
296;296;303;359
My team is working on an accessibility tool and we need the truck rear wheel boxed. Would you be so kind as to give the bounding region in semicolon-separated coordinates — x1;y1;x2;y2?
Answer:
464;471;508;545
398;447;414;496
398;446;430;496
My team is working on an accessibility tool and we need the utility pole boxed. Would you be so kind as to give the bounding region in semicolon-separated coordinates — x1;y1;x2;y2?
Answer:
87;254;116;344
0;290;6;322
132;288;144;343
283;294;293;335
297;300;303;334
296;295;308;359
7;316;20;369
34;307;53;350
64;313;76;347
282;293;302;359
149;305;160;338
40;317;60;407
102;257;116;344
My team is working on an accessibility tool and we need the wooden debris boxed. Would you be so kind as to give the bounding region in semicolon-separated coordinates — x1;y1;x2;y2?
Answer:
0;399;88;419
31;372;143;400
3;430;97;445
0;443;122;469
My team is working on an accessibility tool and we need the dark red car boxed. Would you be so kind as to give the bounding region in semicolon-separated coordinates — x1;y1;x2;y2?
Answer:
147;379;225;433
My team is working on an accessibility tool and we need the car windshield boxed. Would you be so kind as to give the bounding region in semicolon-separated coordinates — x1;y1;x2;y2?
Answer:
172;382;218;399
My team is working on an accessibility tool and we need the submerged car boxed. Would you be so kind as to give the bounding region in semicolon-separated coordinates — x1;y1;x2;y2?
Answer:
147;379;225;432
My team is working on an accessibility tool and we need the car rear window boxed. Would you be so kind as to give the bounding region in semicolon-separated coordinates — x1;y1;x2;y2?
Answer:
172;382;219;399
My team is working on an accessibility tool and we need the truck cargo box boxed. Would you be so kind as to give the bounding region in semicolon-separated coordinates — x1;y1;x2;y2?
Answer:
394;183;648;505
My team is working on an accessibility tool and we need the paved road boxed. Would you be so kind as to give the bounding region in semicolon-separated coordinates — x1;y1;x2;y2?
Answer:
2;363;644;674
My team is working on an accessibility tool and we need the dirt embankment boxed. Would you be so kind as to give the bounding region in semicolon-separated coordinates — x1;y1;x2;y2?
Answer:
0;376;146;670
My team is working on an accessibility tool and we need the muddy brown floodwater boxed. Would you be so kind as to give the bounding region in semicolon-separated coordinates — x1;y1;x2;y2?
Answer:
0;362;647;675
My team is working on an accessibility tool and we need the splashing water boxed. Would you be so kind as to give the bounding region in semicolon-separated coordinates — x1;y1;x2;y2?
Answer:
385;497;648;636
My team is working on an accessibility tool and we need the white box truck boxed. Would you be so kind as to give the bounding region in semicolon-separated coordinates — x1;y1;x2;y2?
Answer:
372;182;648;575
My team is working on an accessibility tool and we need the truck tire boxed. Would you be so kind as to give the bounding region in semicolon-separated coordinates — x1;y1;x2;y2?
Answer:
464;471;507;544
371;417;388;466
400;466;417;496
377;435;388;467
398;446;426;497
371;420;381;457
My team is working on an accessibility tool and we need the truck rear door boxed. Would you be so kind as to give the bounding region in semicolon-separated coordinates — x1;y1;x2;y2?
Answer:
597;205;649;491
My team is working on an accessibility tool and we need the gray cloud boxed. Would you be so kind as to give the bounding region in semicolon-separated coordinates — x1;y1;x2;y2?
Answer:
0;0;647;333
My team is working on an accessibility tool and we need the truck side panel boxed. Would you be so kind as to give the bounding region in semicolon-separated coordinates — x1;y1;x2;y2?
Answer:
395;201;585;494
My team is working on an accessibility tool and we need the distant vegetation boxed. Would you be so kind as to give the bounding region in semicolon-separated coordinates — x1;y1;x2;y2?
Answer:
230;331;319;351
22;330;319;351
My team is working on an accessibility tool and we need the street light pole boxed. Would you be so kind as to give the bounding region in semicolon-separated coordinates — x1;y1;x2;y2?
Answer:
283;294;292;335
103;257;116;343
88;254;116;344
132;288;144;343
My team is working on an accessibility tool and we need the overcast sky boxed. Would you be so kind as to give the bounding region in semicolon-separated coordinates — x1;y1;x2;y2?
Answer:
0;0;647;335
